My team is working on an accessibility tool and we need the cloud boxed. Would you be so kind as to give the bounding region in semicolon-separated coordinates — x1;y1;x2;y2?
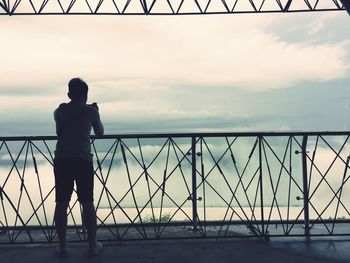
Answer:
1;77;350;136
0;13;350;136
0;95;62;122
0;14;349;90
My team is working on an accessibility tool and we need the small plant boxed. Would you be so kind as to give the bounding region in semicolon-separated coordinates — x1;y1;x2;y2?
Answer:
142;212;172;223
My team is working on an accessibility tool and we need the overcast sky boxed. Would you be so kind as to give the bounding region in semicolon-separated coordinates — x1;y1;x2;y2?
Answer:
1;10;350;136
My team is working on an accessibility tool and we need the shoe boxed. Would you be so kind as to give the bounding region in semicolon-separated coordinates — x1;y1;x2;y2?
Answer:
88;241;103;256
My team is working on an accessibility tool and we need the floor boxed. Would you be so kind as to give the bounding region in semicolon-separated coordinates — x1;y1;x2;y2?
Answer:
0;237;349;263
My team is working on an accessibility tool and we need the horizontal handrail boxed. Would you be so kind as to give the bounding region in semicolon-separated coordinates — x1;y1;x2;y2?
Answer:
1;131;350;141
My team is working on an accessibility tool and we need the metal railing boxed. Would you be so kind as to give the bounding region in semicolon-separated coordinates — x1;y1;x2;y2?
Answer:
0;131;350;243
0;0;347;16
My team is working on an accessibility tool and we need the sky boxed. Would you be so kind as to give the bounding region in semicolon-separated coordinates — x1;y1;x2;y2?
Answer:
1;6;350;223
1;8;350;136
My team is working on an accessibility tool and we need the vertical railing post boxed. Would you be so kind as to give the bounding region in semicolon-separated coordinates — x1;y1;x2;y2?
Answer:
191;136;198;231
258;136;265;237
301;135;310;237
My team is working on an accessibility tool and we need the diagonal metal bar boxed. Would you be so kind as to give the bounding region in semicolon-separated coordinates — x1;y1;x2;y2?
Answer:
293;137;347;212
10;0;20;13
258;136;265;237
0;186;12;242
158;196;206;238
287;138;334;234
157;139;197;237
275;0;284;10
84;0;93;13
123;139;195;224
1;141;27;190
230;137;260;223
303;0;313;10
66;0;77;13
258;0;266;11
92;139;121;239
13;186;55;242
307;136;350;211
157;139;171;237
30;141;54;166
231;0;239;12
193;0;203;13
56;0;66;13
97;139;174;232
286;136;293;233
166;0;175;13
197;171;249;224
115;145;196;235
38;0;50;13
309;174;350;231
140;0;148;14
0;0;9;13
284;0;293;11
219;137;261;231
314;0;320;9
333;0;342;9
137;138;157;238
176;0;185;13
199;137;207;236
262;137;292;235
248;0;257;11
200;138;260;232
0;186;33;242
94;0;105;13
122;0;132;13
196;137;261;235
11;141;30;241
319;135;350;167
264;136;302;234
307;136;319;199
2;140;55;242
67;198;84;241
29;141;50;239
42;140;54;163
331;156;350;233
220;0;230;12
121;143;146;238
170;138;192;195
266;137;304;193
147;0;157;12
312;171;350;231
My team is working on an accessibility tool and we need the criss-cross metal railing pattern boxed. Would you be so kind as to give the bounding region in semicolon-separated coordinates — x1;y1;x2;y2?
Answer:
0;132;349;244
0;0;347;15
